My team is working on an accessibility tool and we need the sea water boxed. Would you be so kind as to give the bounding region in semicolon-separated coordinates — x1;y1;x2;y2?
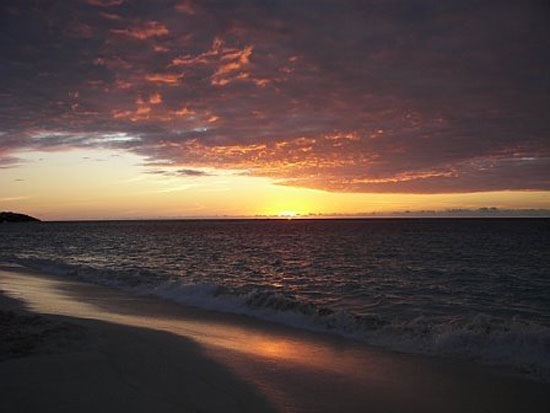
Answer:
1;218;549;379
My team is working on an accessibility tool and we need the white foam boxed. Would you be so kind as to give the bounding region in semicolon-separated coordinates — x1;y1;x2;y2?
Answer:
5;256;550;382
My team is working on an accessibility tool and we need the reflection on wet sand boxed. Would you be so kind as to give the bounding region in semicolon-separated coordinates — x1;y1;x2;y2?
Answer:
1;263;548;413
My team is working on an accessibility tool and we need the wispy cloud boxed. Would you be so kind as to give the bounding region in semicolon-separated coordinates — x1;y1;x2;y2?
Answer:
147;168;214;177
0;196;30;202
111;21;169;40
86;0;124;8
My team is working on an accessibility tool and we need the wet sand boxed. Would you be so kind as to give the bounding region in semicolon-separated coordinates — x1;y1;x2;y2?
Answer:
1;262;548;412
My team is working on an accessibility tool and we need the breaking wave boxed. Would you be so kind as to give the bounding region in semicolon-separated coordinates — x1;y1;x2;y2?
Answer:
5;256;550;382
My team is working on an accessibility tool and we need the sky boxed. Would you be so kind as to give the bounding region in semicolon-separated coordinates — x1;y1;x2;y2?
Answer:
1;0;549;220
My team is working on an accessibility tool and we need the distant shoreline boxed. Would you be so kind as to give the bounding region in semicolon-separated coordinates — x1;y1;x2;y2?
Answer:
0;212;40;223
35;215;550;223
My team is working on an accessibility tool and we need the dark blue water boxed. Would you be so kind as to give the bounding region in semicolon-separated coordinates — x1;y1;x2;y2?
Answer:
1;218;549;378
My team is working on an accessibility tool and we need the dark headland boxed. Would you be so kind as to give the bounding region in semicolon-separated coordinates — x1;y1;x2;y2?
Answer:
0;212;40;223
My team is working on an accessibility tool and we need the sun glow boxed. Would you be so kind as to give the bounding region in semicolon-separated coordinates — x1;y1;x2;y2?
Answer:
278;210;298;219
3;149;549;220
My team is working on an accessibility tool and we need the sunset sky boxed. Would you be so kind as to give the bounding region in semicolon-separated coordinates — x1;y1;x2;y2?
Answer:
1;0;549;220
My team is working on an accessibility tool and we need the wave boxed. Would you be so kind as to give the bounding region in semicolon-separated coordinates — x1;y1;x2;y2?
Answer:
4;255;550;382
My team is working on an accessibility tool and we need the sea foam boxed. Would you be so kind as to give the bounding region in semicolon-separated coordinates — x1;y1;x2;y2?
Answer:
6;255;550;382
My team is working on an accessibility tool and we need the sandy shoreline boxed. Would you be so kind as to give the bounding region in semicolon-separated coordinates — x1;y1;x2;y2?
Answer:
1;262;549;412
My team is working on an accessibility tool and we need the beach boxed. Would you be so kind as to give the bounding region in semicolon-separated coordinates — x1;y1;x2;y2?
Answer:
1;262;548;412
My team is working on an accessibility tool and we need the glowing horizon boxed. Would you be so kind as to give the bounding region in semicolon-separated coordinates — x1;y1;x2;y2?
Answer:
2;146;548;220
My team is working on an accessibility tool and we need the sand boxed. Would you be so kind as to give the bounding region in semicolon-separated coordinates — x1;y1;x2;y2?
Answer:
1;262;548;412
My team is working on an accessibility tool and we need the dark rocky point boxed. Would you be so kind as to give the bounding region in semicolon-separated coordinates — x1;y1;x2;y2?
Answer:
0;212;41;223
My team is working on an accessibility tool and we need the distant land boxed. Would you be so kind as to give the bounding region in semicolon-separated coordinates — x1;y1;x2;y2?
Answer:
47;207;549;221
284;207;550;218
11;208;550;222
0;212;41;223
249;207;550;219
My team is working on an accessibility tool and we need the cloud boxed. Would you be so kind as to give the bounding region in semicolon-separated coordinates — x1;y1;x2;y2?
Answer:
87;0;124;7
0;0;548;194
0;196;30;202
149;93;162;104
144;73;183;85
147;168;213;177
171;38;259;87
111;21;169;40
0;156;22;169
175;1;195;15
100;12;122;20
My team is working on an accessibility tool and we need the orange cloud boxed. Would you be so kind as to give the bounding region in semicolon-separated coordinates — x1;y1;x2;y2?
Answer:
214;46;253;76
149;93;162;104
112;109;133;119
252;78;270;87
136;106;151;116
172;54;210;66
171;37;222;66
142;134;371;181
145;73;183;85
172;106;194;117
211;45;258;86
111;21;169;40
175;1;195;14
111;96;153;121
324;132;360;146
153;45;170;53
171;38;262;88
211;72;250;86
347;171;457;185
112;98;195;122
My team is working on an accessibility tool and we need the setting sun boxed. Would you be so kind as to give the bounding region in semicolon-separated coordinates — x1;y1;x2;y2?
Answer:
277;210;298;219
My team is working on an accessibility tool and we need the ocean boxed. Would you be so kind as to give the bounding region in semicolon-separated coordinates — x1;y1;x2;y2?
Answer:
1;218;549;379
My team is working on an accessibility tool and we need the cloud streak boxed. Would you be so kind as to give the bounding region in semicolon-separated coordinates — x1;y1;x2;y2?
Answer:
111;21;169;40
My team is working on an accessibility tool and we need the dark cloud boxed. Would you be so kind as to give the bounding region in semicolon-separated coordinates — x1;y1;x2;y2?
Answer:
0;155;21;169
147;168;213;177
86;0;125;7
174;168;213;176
0;0;548;193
